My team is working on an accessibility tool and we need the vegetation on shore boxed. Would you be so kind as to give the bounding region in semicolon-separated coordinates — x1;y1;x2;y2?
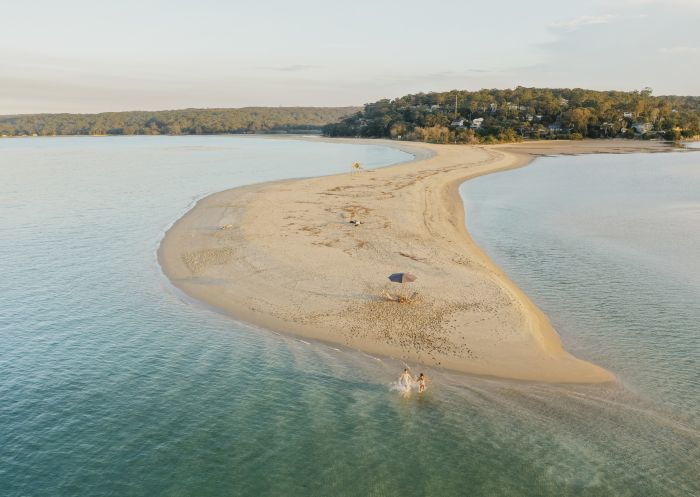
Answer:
323;87;700;144
0;107;360;137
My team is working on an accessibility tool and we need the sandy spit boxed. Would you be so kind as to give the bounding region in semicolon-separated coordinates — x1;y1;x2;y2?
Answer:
158;138;674;383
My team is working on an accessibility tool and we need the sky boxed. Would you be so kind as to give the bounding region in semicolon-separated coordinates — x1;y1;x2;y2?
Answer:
1;0;699;114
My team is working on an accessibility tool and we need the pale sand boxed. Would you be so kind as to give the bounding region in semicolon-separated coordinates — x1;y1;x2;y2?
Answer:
159;139;674;383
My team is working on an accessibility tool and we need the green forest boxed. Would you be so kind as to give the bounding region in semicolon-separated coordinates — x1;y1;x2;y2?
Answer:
0;107;360;137
323;87;700;143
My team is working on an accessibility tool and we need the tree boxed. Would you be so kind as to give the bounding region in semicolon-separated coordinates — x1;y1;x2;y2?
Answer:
566;108;592;134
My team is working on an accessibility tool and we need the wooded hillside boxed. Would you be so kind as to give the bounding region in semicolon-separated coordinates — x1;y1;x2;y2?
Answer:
323;88;700;143
0;107;360;137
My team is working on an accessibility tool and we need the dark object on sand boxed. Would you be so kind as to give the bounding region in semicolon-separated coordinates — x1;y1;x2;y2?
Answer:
388;272;417;283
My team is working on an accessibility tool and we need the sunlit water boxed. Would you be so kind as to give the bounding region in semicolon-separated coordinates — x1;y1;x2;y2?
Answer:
1;136;698;497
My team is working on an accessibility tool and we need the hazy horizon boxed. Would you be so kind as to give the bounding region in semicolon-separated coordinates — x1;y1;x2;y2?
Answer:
2;0;699;114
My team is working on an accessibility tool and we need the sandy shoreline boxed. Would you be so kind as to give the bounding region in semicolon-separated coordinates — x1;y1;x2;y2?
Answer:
158;138;674;383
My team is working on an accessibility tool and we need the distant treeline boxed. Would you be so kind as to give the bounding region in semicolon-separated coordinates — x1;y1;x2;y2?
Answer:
323;87;700;143
0;107;360;137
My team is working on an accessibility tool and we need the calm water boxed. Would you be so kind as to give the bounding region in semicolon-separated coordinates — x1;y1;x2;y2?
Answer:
461;150;700;417
1;137;698;497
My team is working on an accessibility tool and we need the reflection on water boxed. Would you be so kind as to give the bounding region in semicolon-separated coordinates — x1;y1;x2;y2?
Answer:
1;137;698;496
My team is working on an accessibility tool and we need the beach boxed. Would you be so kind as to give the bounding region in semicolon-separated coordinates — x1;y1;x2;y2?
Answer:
158;139;673;383
5;135;698;496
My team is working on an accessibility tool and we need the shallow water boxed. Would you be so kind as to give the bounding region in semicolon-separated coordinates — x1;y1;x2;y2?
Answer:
461;150;700;419
1;136;698;496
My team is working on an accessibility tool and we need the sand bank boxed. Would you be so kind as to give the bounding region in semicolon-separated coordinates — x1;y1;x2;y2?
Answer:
159;139;673;383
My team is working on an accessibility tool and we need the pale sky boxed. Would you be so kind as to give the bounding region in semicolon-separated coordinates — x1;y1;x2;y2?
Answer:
1;0;699;114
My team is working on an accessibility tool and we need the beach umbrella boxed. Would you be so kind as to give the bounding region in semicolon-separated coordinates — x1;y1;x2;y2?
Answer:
388;272;417;283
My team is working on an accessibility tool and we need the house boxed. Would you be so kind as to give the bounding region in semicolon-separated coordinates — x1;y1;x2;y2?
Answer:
471;118;484;129
430;104;441;111
559;98;569;106
450;118;466;128
632;122;653;134
623;112;634;119
548;123;564;132
488;103;498;113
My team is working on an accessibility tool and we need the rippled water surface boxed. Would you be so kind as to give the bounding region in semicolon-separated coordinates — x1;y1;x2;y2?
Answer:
1;136;698;497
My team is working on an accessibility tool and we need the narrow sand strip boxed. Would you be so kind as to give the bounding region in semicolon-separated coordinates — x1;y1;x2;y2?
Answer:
159;139;673;383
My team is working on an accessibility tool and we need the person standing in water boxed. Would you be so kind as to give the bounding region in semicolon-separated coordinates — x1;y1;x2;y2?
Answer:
398;368;415;392
417;373;427;393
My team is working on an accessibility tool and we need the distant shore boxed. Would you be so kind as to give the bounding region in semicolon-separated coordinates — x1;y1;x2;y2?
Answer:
158;138;674;383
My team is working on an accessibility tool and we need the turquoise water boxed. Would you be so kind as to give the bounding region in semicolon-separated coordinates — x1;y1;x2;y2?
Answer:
1;137;698;497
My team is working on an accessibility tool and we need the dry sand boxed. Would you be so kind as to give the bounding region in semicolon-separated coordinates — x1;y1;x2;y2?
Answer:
159;139;674;383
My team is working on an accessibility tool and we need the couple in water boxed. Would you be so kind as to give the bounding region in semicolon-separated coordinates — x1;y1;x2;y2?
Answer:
398;368;427;394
